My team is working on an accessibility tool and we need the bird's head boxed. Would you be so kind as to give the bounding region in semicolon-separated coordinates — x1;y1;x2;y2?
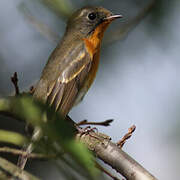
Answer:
66;6;122;38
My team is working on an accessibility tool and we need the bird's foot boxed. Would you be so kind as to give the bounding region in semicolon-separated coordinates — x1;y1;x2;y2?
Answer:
76;125;98;137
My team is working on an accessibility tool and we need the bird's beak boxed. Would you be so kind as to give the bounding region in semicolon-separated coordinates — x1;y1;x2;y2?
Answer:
104;14;123;21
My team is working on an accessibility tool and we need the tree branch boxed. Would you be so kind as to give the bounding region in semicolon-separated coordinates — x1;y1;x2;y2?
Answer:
104;0;156;44
0;147;56;159
0;157;40;180
77;119;113;127
11;72;20;96
0;97;158;180
76;131;158;180
95;161;121;180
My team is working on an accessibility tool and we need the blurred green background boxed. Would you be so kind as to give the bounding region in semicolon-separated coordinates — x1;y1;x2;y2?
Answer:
0;0;180;179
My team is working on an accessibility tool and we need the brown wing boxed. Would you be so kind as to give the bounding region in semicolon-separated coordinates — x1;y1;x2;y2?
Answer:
33;39;92;116
47;61;91;116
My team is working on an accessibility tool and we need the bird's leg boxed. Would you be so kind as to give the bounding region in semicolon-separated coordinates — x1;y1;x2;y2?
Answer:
75;124;104;142
76;125;98;136
66;115;111;143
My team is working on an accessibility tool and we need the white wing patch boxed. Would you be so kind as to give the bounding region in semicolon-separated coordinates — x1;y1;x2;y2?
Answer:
58;51;86;83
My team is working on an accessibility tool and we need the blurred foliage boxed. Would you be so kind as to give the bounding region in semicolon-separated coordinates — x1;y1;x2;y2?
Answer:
0;129;27;146
0;0;179;179
0;54;9;96
147;0;176;33
18;0;178;47
19;3;59;44
0;95;100;179
36;0;74;18
0;157;40;180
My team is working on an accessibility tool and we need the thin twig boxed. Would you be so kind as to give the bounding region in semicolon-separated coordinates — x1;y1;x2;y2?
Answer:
17;127;41;169
117;125;136;148
11;72;20;95
77;119;113;127
96;161;121;180
0;157;40;180
105;0;156;44
0;111;24;123
19;3;59;44
29;85;35;95
0;147;56;159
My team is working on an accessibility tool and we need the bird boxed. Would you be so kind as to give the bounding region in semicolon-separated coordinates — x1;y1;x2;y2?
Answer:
18;6;122;169
33;6;122;117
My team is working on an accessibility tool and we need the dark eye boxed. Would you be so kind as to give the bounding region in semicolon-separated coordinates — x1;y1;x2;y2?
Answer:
88;12;97;20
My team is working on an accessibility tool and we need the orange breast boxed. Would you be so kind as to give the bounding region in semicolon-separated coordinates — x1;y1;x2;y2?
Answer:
83;21;110;88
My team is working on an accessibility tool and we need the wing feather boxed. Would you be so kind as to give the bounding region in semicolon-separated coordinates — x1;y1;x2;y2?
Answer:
34;40;92;116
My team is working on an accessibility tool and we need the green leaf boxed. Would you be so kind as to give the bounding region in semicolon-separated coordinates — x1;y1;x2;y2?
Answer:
66;140;99;178
39;0;74;18
0;129;27;146
0;95;100;178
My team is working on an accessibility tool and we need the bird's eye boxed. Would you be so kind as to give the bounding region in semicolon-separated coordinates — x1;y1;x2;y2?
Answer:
88;12;97;20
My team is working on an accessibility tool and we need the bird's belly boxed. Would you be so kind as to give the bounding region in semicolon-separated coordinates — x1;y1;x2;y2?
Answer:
73;51;100;106
73;86;88;106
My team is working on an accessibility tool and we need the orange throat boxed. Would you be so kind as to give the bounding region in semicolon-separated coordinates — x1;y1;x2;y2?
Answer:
83;21;110;59
83;21;110;88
